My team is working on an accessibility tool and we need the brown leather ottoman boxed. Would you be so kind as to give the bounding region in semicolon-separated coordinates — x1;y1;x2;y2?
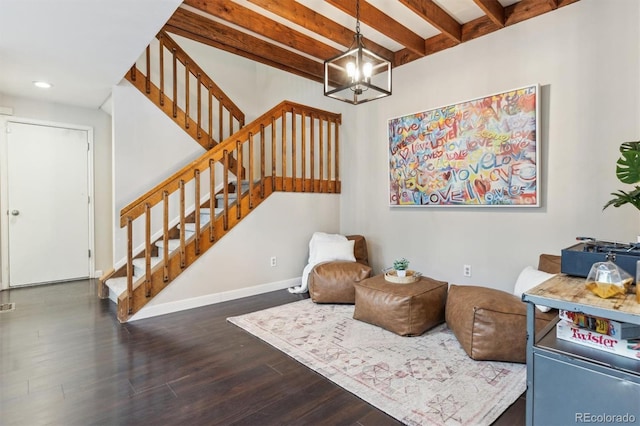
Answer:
353;274;448;336
446;284;557;363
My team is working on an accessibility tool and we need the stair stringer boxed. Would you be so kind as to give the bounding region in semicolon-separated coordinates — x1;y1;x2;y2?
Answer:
128;190;341;321
116;178;274;322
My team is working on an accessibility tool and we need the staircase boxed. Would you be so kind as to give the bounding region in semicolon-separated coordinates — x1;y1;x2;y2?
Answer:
100;30;342;323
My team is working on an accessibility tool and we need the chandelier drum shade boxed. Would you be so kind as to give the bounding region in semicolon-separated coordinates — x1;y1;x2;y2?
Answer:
324;0;392;105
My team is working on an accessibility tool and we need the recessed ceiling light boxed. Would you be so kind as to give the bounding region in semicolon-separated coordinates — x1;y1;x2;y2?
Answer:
33;81;52;89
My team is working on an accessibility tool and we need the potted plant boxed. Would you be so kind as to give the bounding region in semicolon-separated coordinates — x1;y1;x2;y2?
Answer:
393;257;410;277
603;141;640;211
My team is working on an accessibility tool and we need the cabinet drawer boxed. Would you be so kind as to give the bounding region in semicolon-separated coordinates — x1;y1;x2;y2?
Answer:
533;352;640;426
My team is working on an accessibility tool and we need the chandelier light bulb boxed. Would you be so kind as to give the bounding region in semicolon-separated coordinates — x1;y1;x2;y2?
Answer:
363;62;373;80
346;62;356;79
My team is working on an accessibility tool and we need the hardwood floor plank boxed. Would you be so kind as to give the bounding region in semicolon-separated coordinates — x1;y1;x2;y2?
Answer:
0;279;525;425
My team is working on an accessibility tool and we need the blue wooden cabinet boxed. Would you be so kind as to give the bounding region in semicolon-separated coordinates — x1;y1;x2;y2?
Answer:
523;275;640;426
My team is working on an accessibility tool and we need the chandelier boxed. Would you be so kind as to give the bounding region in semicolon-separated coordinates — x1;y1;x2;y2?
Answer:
323;0;392;105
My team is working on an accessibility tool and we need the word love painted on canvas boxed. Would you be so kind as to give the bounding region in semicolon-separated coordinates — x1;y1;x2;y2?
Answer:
388;85;539;207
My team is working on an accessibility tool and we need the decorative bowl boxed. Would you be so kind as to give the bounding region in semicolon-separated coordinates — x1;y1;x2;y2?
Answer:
384;269;421;284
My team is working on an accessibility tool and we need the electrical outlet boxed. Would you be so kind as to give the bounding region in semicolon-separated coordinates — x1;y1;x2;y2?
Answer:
463;264;471;277
270;256;277;267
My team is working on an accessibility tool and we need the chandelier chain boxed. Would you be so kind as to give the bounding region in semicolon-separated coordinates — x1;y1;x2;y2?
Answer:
355;0;360;35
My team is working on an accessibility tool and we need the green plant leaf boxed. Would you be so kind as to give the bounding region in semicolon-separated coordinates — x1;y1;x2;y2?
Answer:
603;186;640;210
615;141;640;184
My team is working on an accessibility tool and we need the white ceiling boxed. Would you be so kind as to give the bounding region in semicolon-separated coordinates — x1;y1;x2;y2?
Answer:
0;0;182;109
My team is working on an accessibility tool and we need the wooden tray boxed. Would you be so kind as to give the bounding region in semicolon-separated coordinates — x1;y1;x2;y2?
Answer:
385;270;421;284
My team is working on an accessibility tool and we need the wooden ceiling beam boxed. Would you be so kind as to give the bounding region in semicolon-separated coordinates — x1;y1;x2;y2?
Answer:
461;15;500;42
247;0;394;62
504;0;556;26
558;0;581;7
472;0;505;28
395;0;579;67
166;8;324;82
399;0;462;43
183;0;340;62
326;0;425;57
164;0;583;81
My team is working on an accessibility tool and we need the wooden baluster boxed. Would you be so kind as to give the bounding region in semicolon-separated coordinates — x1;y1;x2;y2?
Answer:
229;112;234;139
159;35;165;106
197;74;202;139
162;191;169;282
310;115;315;193
126;217;133;314
129;65;136;82
335;119;340;193
249;132;254;208
209;159;216;242
327;118;332;193
184;60;190;129
144;203;151;297
319;118;324;193
179;180;186;268
172;48;177;118
281;110;287;191
145;46;151;94
223;150;229;231
194;169;201;255
236;141;243;220
301;111;307;192
208;86;214;148
219;97;223;143
260;124;265;199
292;108;297;192
271;116;276;192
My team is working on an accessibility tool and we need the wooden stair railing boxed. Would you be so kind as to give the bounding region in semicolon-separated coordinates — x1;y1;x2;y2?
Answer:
104;100;341;322
125;30;245;151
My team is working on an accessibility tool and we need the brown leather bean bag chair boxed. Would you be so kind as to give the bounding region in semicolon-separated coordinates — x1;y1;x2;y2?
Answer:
308;235;372;304
445;254;560;363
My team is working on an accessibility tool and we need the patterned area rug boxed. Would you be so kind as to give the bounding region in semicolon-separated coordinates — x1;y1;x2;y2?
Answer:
228;299;526;426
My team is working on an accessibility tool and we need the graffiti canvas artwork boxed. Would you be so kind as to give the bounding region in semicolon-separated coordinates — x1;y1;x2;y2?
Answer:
388;85;539;207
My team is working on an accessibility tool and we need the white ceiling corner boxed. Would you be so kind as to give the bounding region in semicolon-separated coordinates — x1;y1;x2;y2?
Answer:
0;0;182;109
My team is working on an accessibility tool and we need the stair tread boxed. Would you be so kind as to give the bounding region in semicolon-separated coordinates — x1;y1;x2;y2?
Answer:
132;256;161;269
179;221;212;232
215;193;239;200
199;208;224;216
105;276;144;296
215;180;255;200
155;238;181;250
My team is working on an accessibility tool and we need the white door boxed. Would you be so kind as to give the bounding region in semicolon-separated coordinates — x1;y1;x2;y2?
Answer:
7;122;90;286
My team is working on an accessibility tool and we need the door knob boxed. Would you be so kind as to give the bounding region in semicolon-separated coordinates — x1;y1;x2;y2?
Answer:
11;210;19;216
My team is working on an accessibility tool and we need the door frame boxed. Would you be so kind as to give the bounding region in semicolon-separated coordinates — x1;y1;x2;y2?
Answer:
0;117;95;290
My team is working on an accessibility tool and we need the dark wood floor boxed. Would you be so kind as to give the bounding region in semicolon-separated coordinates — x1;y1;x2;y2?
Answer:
0;280;525;425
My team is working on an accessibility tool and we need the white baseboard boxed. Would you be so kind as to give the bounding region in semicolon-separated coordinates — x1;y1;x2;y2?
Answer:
127;277;302;321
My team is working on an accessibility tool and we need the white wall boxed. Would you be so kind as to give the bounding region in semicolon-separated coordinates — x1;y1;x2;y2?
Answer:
170;34;353;122
0;93;113;278
340;0;640;292
111;81;206;263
